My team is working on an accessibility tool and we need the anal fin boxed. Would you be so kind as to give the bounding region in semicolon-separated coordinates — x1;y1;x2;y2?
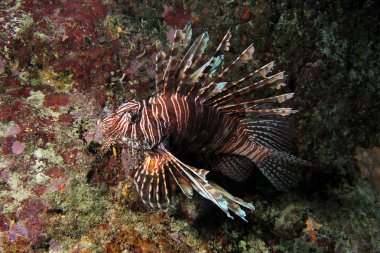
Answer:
210;154;254;182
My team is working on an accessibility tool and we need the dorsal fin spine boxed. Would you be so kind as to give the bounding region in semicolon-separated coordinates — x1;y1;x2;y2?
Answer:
195;30;232;100
155;51;167;95
210;71;286;106
163;29;184;94
205;61;276;102
198;43;254;102
176;33;208;93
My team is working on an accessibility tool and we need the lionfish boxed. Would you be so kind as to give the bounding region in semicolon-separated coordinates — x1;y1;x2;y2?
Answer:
98;24;309;221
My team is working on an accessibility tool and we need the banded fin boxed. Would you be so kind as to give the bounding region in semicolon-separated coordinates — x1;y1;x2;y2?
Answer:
198;43;254;100
215;44;254;82
134;145;254;220
258;151;311;191
205;61;276;102
182;22;193;46
166;162;193;198
218;93;294;111
223;108;298;117
210;154;254;182
208;82;228;97
210;71;286;106
188;60;212;84
197;30;231;80
190;30;231;97
155;51;167;94
158;28;233;98
176;32;209;93
134;147;208;208
209;55;224;77
243;118;295;151
208;182;255;222
187;52;223;86
162;24;193;94
134;150;177;209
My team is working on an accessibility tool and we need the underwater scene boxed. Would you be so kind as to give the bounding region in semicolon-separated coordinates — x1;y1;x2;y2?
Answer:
0;0;379;252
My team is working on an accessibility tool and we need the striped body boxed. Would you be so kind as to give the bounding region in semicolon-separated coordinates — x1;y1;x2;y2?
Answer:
148;94;269;163
100;93;268;163
98;24;309;221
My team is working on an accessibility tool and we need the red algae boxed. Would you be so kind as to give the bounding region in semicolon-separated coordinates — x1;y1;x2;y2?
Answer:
43;93;71;108
59;150;79;165
45;166;66;179
0;214;11;232
25;217;45;244
163;4;190;29
2;137;14;155
17;198;46;220
32;185;47;197
58;114;75;124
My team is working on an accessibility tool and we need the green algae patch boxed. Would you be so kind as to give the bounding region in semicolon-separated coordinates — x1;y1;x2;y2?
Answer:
273;204;306;239
34;145;64;167
0;172;31;214
26;89;70;118
27;90;45;107
39;70;74;91
12;13;34;38
46;177;108;239
32;145;65;185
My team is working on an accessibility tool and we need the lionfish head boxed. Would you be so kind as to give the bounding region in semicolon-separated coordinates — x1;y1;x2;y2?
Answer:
97;100;142;146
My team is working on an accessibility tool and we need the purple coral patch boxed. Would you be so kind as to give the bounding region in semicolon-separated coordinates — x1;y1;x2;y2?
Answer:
126;59;143;76
49;238;63;251
11;141;26;155
0;169;11;183
166;28;176;43
25;217;44;244
8;222;28;241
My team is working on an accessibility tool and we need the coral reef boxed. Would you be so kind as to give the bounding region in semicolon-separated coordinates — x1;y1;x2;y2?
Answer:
0;0;379;252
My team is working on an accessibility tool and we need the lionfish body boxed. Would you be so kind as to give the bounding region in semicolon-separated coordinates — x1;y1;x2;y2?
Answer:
98;25;308;221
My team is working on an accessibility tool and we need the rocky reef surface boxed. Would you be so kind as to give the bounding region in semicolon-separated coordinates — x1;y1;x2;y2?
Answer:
0;0;379;252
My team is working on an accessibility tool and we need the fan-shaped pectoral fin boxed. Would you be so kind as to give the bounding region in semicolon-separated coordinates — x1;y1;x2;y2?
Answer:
133;148;178;209
133;144;255;221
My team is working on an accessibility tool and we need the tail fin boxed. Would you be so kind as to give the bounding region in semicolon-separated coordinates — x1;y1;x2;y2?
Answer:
257;151;310;191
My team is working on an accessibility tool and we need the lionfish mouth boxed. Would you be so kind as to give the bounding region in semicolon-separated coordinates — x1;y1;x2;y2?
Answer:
97;120;150;152
118;136;151;151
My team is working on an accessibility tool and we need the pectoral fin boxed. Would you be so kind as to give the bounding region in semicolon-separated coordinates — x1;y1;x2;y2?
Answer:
133;144;255;221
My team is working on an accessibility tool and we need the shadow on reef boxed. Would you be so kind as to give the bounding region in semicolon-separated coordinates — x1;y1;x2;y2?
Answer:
86;143;128;187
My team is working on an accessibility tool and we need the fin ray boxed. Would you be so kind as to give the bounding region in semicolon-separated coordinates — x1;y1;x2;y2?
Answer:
198;43;254;100
162;25;193;94
257;151;310;191
134;145;254;220
210;154;254;182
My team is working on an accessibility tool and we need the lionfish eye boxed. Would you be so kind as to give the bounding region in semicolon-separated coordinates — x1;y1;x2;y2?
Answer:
130;112;139;123
101;111;107;120
122;110;139;123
